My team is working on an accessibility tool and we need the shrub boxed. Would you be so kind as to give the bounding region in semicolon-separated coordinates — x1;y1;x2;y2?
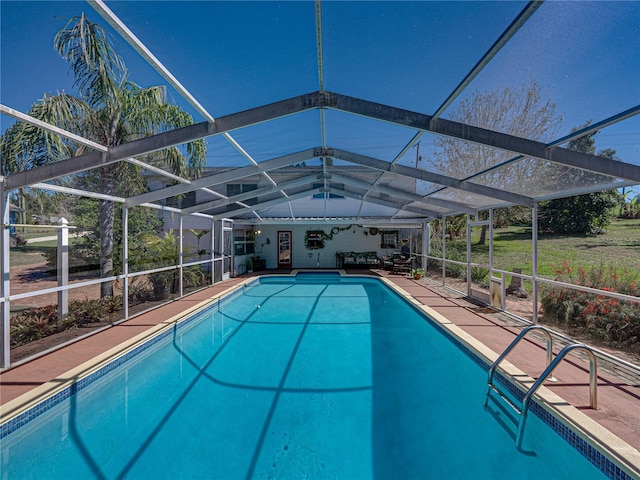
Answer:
471;266;490;286
538;191;618;235
540;260;640;351
10;296;124;347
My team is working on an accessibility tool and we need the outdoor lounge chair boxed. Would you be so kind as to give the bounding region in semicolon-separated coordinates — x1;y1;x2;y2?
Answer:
392;256;413;275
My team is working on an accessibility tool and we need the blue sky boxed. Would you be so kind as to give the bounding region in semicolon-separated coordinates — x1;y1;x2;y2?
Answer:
1;1;639;187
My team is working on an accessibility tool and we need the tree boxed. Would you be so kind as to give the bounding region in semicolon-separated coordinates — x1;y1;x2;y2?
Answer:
430;81;562;184
1;14;205;296
538;126;619;235
429;81;562;244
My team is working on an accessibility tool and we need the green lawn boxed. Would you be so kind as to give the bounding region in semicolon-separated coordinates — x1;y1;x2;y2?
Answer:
10;238;81;267
448;218;640;278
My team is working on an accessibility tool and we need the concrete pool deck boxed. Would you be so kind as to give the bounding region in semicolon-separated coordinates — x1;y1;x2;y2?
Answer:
1;269;639;476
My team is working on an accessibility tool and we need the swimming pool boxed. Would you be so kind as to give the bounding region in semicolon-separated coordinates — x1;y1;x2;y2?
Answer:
0;273;628;478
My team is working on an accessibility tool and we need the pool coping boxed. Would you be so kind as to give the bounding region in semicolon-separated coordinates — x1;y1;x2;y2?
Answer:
1;271;639;479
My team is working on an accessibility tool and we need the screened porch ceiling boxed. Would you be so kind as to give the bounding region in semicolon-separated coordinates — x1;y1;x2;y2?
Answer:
1;1;639;226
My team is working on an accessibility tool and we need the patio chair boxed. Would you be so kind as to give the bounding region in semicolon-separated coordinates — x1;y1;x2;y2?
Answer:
392;256;413;275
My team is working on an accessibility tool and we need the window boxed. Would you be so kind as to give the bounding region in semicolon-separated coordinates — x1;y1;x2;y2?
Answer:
304;230;325;249
380;230;399;248
226;184;258;211
234;228;257;256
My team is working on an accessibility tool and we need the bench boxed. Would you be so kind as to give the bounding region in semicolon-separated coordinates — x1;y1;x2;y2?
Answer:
337;251;380;268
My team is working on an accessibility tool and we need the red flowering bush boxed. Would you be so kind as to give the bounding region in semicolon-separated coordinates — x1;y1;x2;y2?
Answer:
540;261;640;353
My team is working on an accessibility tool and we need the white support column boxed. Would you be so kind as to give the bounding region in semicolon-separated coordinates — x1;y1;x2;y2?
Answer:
1;185;11;368
57;218;69;320
210;218;215;285
532;203;539;323
489;209;494;276
178;216;184;297
422;222;429;271
441;216;446;284
122;206;129;319
466;214;471;297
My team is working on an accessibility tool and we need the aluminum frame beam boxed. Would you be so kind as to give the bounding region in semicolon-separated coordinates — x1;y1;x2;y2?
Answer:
0;104;108;152
330;148;535;207
430;1;543;122
211;188;322;220
180;173;321;215
127;149;316;207
329;172;476;214
89;0;215;124
7;90;638;210
332;187;440;218
90;0;281;192
6;94;314;191
332;93;640;183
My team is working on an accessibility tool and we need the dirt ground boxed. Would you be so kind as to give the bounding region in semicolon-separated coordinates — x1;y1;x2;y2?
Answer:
10;261;102;309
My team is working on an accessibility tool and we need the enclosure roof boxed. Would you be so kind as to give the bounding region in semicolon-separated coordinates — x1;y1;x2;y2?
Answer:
1;1;639;225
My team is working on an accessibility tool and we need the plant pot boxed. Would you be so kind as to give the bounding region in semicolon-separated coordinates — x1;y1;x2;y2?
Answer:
154;285;171;301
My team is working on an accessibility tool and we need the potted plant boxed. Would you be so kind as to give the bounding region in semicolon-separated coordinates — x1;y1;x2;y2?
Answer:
246;256;254;273
138;232;179;300
136;230;202;300
411;268;425;280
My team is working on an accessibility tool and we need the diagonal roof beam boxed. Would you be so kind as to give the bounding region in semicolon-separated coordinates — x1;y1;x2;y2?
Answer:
212;188;322;220
423;104;640;199
1;104;208;186
333;186;441;218
1;104;108;152
181;173;321;215
332;93;640;183
330;148;535;207
360;2;542;208
127;149;316;207
90;0;214;123
91;0;282;197
430;1;543;122
6;94;313;191
329;172;476;214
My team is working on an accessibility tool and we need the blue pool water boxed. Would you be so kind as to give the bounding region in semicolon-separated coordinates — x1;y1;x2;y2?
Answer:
1;274;613;479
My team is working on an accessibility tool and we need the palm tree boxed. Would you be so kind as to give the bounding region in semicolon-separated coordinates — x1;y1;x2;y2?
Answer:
1;14;205;297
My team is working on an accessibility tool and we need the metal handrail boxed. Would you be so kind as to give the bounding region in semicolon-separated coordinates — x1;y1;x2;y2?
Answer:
516;343;598;448
486;325;555;394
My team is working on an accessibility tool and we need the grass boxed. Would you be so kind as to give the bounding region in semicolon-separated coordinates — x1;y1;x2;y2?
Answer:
13;228;62;239
449;218;640;279
10;239;82;267
10;244;54;267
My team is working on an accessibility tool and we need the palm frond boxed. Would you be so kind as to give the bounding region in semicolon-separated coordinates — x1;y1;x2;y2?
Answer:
54;13;125;108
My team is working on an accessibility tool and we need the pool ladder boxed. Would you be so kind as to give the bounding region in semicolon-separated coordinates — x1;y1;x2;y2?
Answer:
485;325;598;449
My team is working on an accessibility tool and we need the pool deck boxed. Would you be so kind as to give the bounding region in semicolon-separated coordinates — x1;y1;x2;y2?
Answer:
2;269;639;475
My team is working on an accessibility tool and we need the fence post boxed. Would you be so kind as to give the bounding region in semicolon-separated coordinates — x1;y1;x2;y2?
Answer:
1;187;11;368
57;217;69;320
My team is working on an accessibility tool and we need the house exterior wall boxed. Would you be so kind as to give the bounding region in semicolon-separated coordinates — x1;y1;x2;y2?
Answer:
249;224;398;270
